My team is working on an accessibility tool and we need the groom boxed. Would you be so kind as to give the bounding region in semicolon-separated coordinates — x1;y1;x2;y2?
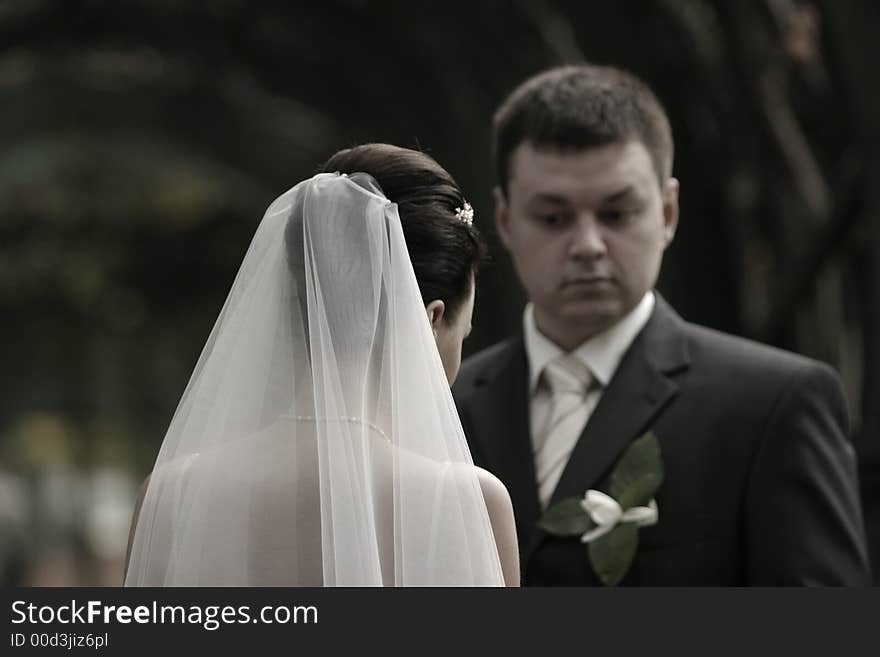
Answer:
452;65;871;585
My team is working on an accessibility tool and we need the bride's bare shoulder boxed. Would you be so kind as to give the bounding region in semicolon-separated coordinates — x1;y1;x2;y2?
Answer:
474;467;511;505
473;466;519;586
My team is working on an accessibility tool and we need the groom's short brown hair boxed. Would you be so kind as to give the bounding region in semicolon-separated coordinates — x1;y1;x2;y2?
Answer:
492;65;674;194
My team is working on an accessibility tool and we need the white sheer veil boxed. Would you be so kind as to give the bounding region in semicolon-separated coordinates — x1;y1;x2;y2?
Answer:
124;172;505;586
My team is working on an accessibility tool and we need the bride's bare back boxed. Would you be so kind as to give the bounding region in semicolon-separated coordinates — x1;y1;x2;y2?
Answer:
126;417;519;586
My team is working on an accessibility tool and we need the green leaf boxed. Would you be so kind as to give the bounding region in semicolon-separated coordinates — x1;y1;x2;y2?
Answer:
609;431;664;509
537;496;596;537
589;523;639;586
616;472;663;510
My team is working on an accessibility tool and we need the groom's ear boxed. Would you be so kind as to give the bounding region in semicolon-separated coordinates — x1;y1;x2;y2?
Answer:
493;186;511;249
661;177;680;248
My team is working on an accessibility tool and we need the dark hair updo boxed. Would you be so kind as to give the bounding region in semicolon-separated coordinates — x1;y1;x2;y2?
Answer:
320;143;486;321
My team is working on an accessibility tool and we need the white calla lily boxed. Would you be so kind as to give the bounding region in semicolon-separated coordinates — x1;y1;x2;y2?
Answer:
579;490;659;544
621;499;659;526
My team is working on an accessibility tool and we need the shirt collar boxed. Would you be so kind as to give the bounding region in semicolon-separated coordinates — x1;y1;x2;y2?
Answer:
523;291;656;394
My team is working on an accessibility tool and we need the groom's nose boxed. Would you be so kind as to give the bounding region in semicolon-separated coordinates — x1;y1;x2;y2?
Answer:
568;216;607;260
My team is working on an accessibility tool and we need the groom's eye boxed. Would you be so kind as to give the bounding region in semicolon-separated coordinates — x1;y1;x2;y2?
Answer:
598;209;624;223
535;212;568;228
598;206;637;225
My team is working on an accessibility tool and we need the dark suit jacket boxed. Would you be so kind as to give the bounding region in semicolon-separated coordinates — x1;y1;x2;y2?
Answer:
452;296;871;585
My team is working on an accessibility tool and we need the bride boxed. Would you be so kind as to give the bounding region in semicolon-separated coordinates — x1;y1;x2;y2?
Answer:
125;144;519;586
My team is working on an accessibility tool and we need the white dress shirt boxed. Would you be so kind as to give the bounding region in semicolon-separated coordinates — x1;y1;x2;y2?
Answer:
524;291;656;509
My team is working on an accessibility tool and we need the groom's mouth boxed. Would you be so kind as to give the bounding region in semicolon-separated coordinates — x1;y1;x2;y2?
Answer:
562;275;612;288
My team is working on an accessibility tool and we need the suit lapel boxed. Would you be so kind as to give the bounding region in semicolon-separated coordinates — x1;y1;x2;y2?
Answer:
467;337;541;553
525;296;691;562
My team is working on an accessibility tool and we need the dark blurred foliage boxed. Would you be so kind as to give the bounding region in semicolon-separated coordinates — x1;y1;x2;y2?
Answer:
0;0;877;583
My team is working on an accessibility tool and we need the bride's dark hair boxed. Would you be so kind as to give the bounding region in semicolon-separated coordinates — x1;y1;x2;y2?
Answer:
320;143;486;320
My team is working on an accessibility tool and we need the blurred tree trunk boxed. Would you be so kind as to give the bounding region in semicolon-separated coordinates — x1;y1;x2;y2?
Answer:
823;0;880;582
656;0;876;576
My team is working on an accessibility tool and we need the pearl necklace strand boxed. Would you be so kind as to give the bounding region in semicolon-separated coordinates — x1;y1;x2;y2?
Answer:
289;415;392;444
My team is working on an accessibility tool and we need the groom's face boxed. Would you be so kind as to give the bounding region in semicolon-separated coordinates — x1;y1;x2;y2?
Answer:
496;140;678;348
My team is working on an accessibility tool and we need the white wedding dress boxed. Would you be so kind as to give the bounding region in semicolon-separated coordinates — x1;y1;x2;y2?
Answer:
125;173;505;586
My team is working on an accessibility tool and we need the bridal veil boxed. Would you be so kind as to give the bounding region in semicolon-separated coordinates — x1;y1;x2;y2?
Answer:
125;173;504;586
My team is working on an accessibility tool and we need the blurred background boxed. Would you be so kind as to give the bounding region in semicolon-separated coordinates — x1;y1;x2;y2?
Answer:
1;0;878;585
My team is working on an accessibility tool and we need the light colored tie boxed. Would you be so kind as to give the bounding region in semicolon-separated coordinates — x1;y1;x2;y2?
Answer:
535;353;594;508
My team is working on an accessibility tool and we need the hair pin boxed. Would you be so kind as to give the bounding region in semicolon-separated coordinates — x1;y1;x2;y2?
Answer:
454;201;474;226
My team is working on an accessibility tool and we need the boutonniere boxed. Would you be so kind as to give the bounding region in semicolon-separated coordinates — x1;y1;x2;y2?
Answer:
537;432;664;586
